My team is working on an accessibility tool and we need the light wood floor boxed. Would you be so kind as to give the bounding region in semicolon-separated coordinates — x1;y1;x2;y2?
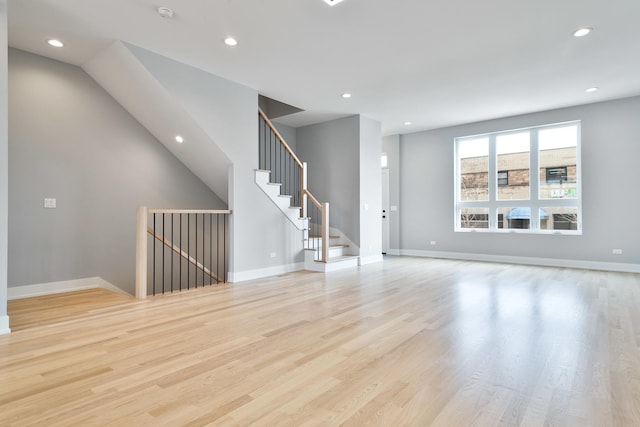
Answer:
7;288;134;331
1;257;639;426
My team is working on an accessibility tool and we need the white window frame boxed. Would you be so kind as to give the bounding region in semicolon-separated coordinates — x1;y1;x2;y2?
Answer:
454;121;582;235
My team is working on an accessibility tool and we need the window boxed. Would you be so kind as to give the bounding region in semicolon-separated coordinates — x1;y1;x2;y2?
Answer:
546;210;578;231
460;208;489;229
496;132;529;199
497;171;508;186
458;137;489;202
545;167;567;183
455;122;581;234
539;126;578;200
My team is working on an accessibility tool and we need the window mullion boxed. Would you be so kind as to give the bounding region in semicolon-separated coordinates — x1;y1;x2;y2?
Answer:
530;129;540;230
488;135;497;229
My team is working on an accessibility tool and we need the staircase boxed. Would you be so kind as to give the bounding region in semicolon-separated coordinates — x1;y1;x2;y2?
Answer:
302;235;358;272
255;108;359;272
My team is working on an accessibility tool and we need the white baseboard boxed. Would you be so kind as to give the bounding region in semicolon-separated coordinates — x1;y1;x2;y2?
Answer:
359;254;384;266
228;262;304;283
7;277;131;300
397;249;640;273
0;315;10;335
385;249;401;256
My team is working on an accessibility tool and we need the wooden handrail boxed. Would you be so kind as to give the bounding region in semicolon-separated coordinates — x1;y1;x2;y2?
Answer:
304;189;322;209
258;107;304;169
147;227;220;282
148;209;232;215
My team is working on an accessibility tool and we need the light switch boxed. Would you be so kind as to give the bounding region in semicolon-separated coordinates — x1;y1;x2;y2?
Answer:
44;198;57;209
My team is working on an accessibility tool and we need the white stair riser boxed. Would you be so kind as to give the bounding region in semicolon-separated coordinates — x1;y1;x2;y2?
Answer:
303;251;359;272
303;240;348;256
329;246;346;257
275;196;293;210
304;246;347;258
264;183;283;198
255;170;271;186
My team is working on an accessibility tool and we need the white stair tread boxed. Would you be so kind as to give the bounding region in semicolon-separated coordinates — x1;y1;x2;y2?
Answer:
321;255;359;263
303;244;348;251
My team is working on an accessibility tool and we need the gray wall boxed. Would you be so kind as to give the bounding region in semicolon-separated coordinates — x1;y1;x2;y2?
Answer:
127;45;304;277
296;115;383;258
359;116;382;258
0;0;8;330
395;96;640;266
8;49;226;294
297;116;361;244
274;123;296;152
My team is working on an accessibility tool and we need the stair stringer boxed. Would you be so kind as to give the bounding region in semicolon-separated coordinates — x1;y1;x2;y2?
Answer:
255;169;308;231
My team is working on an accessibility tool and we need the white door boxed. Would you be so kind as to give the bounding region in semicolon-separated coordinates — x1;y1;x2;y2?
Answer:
381;169;390;254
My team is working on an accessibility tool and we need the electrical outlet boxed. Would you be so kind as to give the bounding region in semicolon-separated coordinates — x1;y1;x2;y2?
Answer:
270;252;277;258
44;198;56;208
612;249;622;255
430;241;437;246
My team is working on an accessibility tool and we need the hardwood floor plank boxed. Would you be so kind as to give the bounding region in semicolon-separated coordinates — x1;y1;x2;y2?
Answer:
2;257;640;425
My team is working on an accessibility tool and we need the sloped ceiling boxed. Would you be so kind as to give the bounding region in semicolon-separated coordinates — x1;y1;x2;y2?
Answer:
83;42;231;203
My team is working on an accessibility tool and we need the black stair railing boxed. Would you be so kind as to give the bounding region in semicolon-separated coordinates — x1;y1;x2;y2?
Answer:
135;207;231;299
258;108;303;210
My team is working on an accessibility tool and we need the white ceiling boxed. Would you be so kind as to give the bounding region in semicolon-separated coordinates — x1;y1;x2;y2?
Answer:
8;0;640;135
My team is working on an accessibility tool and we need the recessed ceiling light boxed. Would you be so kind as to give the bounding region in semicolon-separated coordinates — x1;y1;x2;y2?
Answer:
224;37;238;46
158;7;174;19
573;27;592;37
47;39;64;48
323;0;345;5
175;135;184;143
404;122;412;126
585;87;599;93
341;93;352;99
